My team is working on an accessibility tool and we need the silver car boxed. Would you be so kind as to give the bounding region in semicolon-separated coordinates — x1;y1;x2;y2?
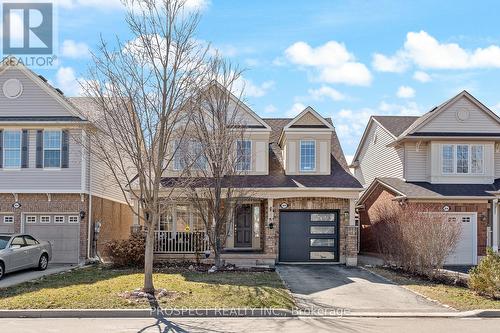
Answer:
0;234;52;280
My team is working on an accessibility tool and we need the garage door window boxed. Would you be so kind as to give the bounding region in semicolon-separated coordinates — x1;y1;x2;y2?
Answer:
68;216;79;224
3;216;14;224
26;216;36;223
310;238;335;247
311;213;336;222
40;216;50;224
54;216;65;224
310;226;335;234
310;251;335;260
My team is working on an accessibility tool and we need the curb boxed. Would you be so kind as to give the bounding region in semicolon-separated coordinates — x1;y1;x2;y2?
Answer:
0;308;499;319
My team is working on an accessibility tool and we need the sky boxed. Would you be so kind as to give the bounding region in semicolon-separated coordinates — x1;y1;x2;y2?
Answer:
28;0;500;162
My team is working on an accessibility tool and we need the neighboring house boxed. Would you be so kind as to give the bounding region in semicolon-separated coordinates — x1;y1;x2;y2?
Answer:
0;60;133;264
351;91;500;265
133;94;363;266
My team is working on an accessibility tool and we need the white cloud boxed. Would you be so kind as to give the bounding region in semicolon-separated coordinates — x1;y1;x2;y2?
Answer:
372;52;408;72
287;102;306;117
308;86;345;101
284;41;372;86
61;40;90;58
53;67;84;96
234;78;274;98
396;86;415;99
264;104;278;114
413;71;432;83
374;30;500;72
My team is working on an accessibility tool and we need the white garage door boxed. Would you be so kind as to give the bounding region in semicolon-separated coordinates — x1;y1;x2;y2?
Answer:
445;213;477;265
0;214;15;234
23;213;80;264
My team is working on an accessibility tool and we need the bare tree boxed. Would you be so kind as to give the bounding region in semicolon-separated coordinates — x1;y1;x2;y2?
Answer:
165;56;253;268
371;203;462;277
81;0;208;293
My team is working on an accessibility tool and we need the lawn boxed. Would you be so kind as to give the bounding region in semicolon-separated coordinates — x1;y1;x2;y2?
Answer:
367;267;500;311
0;266;294;309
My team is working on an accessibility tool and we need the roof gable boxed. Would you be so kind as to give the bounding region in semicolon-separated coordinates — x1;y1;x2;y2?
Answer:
0;61;85;120
284;106;334;130
404;91;500;136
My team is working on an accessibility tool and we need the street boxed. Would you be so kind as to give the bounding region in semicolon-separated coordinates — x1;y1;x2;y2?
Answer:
1;317;499;333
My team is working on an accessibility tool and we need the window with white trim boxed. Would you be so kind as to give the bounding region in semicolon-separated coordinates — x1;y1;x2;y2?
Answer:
43;130;62;168
300;140;316;171
236;140;252;171
68;216;79;224
173;140;207;171
54;216;65;224
442;144;484;175
26;215;36;223
3;216;14;224
3;130;21;169
40;216;50;224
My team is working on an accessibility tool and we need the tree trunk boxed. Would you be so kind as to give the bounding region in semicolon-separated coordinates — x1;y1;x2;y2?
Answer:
143;223;155;293
214;236;223;268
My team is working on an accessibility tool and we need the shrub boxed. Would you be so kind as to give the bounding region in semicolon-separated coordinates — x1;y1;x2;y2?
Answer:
469;248;500;299
104;232;145;267
371;203;462;278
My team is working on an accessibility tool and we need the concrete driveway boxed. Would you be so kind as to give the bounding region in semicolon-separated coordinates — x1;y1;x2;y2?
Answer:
0;264;76;289
276;265;448;313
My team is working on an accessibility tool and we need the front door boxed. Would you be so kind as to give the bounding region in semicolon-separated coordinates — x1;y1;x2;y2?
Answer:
235;205;252;248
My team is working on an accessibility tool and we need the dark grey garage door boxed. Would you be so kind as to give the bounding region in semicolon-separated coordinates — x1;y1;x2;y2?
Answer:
279;210;339;262
24;213;80;264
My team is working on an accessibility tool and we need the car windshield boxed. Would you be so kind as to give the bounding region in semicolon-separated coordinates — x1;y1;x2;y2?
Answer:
0;236;11;250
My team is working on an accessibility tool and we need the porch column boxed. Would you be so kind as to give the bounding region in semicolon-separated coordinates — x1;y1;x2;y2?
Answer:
493;199;499;252
345;198;358;266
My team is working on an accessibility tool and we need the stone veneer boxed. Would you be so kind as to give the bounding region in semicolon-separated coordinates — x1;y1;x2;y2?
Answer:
263;197;357;264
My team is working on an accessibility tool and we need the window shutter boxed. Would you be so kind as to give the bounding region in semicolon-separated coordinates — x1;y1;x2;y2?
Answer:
61;130;69;168
0;130;3;169
21;130;29;168
36;130;43;168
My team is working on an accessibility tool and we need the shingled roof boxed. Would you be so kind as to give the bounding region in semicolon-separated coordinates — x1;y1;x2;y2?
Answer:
372;116;419;137
161;117;362;189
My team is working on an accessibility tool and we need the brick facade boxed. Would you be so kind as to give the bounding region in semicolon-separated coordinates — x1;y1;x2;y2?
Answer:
0;193;89;259
359;183;490;257
263;197;355;264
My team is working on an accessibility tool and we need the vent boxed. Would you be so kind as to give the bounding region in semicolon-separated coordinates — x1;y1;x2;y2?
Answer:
55;88;64;95
429;106;438;112
38;75;48;82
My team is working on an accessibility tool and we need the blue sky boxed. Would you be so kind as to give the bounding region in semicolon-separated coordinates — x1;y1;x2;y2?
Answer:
34;0;500;161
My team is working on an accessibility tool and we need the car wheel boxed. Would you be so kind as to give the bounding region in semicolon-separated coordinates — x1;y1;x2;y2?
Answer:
38;254;48;271
0;262;4;280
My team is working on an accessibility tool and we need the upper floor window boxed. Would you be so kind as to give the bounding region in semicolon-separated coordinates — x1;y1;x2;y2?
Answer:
442;144;483;175
44;130;62;168
173;140;207;171
3;130;21;169
236;140;252;171
300;140;316;172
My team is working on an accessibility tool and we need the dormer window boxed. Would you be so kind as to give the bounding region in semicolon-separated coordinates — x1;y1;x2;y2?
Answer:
300;140;316;172
442;144;483;175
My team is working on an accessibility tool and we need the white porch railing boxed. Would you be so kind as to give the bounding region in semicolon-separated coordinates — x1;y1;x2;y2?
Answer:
154;231;210;254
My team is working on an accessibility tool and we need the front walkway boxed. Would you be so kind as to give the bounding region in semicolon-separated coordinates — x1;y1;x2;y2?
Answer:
276;265;448;313
0;264;76;289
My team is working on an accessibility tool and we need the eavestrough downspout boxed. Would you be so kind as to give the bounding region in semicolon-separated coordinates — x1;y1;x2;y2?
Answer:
86;137;93;260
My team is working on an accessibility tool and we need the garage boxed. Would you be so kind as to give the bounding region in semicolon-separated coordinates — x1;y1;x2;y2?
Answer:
445;213;477;265
23;213;81;264
279;210;339;262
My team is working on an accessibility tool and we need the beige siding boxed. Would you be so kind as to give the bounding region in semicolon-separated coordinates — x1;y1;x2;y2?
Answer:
495;148;500;178
293;111;324;126
283;132;331;175
404;142;428;181
89;151;128;203
0;128;82;191
354;122;404;187
417;96;500;133
0;67;76;117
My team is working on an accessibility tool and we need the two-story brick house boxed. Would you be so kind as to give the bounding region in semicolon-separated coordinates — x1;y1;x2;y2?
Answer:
351;91;500;265
0;60;133;264
138;92;363;266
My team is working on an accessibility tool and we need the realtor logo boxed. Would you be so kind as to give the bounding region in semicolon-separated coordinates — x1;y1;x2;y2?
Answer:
2;1;57;67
